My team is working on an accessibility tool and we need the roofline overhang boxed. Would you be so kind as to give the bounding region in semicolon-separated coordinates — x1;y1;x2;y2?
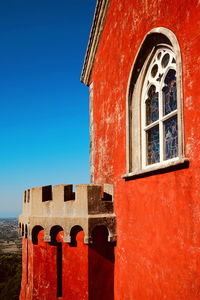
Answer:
80;0;111;86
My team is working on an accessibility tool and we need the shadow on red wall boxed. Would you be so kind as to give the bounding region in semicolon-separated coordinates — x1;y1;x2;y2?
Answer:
89;226;115;300
21;225;115;300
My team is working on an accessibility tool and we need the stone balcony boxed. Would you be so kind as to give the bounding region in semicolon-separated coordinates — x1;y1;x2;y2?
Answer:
19;183;116;244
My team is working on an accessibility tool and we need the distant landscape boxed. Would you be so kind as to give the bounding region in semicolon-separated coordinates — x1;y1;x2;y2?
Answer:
0;218;22;300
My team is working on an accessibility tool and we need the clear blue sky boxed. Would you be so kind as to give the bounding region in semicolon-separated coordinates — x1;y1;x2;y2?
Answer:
0;0;96;217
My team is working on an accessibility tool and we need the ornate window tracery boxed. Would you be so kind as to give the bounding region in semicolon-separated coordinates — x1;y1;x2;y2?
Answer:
141;47;178;167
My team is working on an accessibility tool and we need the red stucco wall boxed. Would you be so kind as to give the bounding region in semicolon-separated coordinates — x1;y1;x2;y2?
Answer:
20;230;88;300
20;232;58;300
61;230;89;300
90;0;200;299
20;228;114;300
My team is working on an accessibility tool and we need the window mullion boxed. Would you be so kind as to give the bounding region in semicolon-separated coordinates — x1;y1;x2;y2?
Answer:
159;87;163;162
161;110;177;122
142;95;146;168
144;120;159;131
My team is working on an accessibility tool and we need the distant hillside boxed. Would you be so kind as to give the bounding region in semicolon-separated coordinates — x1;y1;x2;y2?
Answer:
0;218;22;300
0;253;22;300
0;218;22;253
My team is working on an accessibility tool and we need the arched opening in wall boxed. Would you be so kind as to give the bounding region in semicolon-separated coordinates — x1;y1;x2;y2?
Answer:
126;27;184;176
70;225;84;247
89;226;115;300
25;224;28;238
50;225;64;299
32;226;44;245
22;224;24;236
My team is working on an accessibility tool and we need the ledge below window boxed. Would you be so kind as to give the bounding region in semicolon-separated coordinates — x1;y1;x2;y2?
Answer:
122;157;190;181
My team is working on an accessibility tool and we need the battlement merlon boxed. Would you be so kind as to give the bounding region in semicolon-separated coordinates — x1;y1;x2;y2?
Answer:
19;183;116;244
21;184;114;217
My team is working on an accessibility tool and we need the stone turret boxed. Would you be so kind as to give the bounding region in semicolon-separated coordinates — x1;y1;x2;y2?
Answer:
19;183;116;244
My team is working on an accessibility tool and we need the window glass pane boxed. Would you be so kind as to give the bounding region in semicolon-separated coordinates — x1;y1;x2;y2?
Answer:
163;69;177;116
146;85;159;125
161;53;170;68
146;125;160;165
164;115;178;160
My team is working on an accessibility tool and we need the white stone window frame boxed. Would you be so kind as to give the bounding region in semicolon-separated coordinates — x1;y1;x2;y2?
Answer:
122;27;189;180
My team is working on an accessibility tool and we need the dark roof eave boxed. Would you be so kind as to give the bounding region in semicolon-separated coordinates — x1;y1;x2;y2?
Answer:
80;0;111;86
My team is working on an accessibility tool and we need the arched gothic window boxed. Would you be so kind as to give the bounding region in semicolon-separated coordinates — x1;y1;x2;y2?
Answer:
123;28;188;179
142;47;178;167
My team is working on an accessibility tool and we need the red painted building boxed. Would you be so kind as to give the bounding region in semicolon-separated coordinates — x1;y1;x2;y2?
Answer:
19;0;200;299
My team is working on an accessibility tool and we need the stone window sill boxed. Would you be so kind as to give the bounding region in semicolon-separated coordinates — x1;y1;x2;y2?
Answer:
122;157;190;181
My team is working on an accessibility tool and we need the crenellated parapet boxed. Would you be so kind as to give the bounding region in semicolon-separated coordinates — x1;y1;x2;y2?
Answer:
19;183;116;244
